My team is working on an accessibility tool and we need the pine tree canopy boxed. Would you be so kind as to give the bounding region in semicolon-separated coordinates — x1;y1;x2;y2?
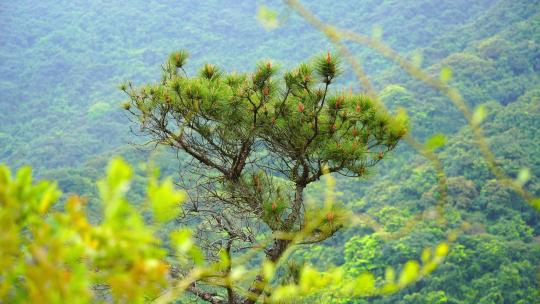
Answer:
122;50;407;303
123;50;406;185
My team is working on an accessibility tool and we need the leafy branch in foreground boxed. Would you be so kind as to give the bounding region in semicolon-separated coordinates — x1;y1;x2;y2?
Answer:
0;158;182;303
0;158;452;303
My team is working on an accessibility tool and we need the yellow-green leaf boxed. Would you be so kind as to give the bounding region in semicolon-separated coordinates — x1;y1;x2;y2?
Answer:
421;247;432;264
171;228;194;253
38;183;61;214
472;104;487;126
257;5;279;30
385;267;395;283
435;242;449;257
99;157;132;202
271;285;299;302
516;168;531;186
263;261;275;281
424;133;447;150
354;272;375;295
440;66;452;83
230;266;247;281
148;177;185;222
532;198;540;211
398;261;420;286
300;265;318;292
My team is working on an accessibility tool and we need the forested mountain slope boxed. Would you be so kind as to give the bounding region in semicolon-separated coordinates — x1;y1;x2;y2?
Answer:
1;0;539;303
0;0;498;172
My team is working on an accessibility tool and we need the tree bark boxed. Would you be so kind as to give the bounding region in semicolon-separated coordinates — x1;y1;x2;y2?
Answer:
242;238;290;304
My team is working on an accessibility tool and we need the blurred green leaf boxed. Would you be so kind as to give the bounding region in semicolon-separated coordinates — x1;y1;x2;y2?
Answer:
271;285;299;302
171;228;194;253
399;261;420;286
148;177;185;222
440;66;453;83
385;267;395;283
532;198;540;211
516;168;531;186
435;243;449;257
230;266;247;281
354;272;375;295
263;261;275;281
421;248;432;264
257;5;279;30
424;133;447;150
472;104;487;126
99;157;132;200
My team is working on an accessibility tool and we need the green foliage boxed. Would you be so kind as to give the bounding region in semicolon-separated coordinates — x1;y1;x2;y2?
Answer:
2;0;540;303
0;158;187;303
148;175;185;222
424;134;447;151
257;5;279;30
121;49;407;302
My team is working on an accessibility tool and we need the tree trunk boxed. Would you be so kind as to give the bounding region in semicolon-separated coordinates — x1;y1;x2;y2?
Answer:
242;238;290;304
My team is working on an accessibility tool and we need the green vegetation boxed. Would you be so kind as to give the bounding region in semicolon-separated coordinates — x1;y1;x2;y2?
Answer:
121;50;406;303
1;0;540;303
0;158;179;303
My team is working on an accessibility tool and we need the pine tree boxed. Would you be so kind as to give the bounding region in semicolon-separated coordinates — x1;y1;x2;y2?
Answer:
122;50;407;303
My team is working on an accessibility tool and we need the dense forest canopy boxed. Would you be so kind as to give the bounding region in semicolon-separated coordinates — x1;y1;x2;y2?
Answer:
1;0;540;303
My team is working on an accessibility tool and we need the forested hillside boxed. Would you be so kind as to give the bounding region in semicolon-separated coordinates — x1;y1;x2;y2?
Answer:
1;0;539;303
0;0;505;171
